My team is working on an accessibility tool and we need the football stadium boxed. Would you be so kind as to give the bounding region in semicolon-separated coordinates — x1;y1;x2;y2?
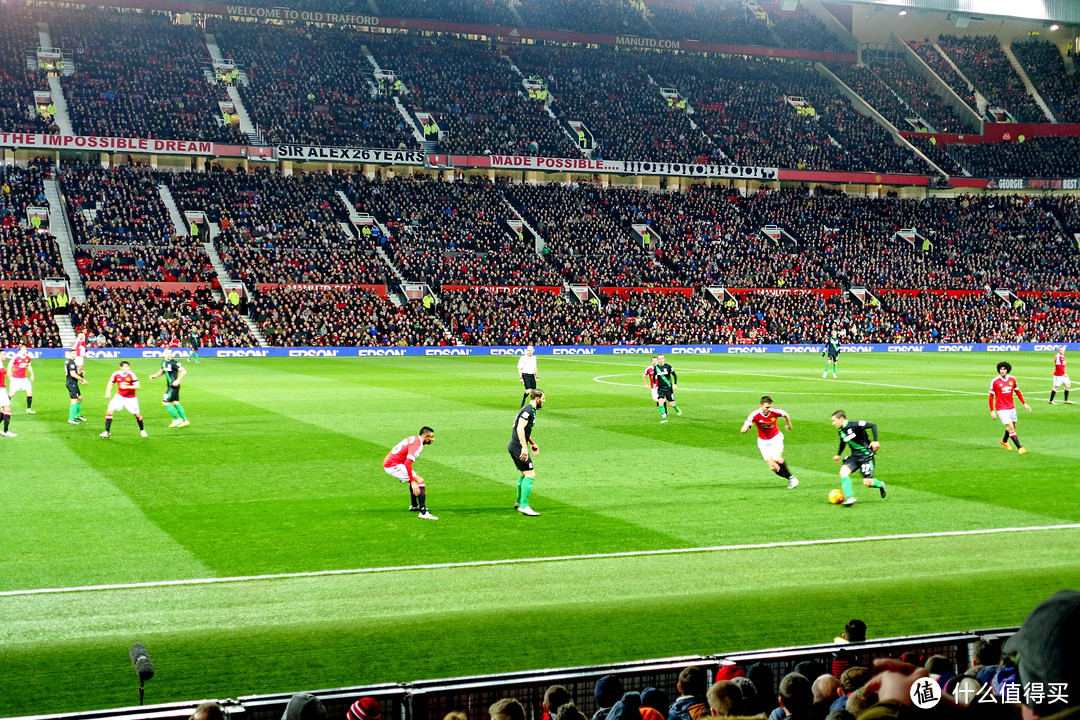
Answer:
1;0;1079;717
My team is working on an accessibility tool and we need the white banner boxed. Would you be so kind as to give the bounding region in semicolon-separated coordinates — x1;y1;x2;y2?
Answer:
485;155;777;179
0;132;213;155
275;145;425;164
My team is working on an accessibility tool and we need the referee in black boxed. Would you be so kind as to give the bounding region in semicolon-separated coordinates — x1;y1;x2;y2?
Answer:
517;345;538;407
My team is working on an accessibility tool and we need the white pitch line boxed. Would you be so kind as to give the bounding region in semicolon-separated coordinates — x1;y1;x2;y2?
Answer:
3;524;1078;598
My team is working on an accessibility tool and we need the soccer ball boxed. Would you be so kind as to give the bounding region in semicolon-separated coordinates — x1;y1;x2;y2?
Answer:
828;489;845;504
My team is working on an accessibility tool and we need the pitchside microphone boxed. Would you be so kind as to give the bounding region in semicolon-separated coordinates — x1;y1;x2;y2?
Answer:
129;643;155;683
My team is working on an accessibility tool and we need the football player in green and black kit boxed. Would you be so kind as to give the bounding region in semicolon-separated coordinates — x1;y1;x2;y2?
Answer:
65;350;89;424
822;331;841;379
510;388;545;516
830;410;886;506
654;354;681;423
149;348;190;427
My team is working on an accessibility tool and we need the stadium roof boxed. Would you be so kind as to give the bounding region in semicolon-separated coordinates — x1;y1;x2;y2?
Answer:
836;0;1080;25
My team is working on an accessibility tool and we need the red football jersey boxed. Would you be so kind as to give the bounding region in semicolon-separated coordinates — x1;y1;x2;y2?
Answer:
72;337;86;358
0;366;7;388
1054;353;1066;377
10;355;31;379
747;408;786;440
989;375;1023;411
384;436;424;479
111;371;139;398
643;366;657;388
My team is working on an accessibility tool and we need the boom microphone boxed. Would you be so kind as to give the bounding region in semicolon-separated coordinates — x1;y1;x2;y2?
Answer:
129;643;155;683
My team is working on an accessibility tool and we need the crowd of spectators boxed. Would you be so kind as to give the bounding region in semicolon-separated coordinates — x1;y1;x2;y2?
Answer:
345;173;562;288
909;40;979;111
759;0;849;54
1010;39;1080;123
165;166;394;287
518;0;652;36
0;286;62;348
48;9;245;142
645;0;777;47
503;181;681;286
947;136;1080;180
509;45;723;164
831;59;976;134
375;0;516;27
250;286;447;346
1;164;66;280
74;242;215;282
934;35;1045;122
75;286;252;347
0;8;58;135
210;22;416;149
370;35;579;158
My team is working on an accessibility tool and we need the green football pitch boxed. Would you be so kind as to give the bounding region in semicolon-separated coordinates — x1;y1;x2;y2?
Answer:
2;352;1079;717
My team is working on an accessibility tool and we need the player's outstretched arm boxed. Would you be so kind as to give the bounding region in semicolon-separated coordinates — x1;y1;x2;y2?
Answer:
175;366;187;385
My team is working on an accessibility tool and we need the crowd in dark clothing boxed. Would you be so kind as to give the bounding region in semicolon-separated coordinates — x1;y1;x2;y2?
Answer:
49;9;246;142
210;22;416;149
77;286;252;347
948;137;1080;180
934;35;1044;122
1011;40;1080;122
0;286;61;347
910;40;980;111
250;286;447;346
0;7;58;135
831;60;976;134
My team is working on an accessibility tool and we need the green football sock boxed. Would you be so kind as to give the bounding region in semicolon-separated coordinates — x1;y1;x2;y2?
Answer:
671;402;680;411
516;475;524;504
175;404;187;421
69;404;77;421
658;405;666;417
871;479;884;488
165;404;180;419
75;401;82;417
520;477;534;508
841;476;854;498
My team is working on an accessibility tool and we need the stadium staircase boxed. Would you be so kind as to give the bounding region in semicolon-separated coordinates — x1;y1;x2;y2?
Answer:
506;0;526;26
205;34;224;63
157;185;190;238
930;42;990;118
816;64;946;177
1001;42;1057;122
242;316;269;347
42;178;86;304
54;315;77;348
499;196;546;256
503;59;583;154
45;76;74;136
893;33;983;133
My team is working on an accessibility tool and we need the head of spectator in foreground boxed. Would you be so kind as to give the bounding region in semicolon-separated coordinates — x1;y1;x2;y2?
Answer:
190;702;226;720
677;666;709;699
971;638;1001;671
640;687;669;720
348;698;382;720
836;619;866;644
924;654;953;680
729;678;757;716
811;674;842;706
1003;589;1080;719
839;667;871;694
793;661;824;683
544;686;571;716
596;676;625;711
705;681;742;717
554;704;586;720
489;699;525;720
745;664;774;711
777;673;812;717
842;687;877;718
282;693;327;720
714;664;745;683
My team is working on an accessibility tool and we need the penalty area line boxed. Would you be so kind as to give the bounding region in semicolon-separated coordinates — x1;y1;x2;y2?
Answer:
3;524;1079;598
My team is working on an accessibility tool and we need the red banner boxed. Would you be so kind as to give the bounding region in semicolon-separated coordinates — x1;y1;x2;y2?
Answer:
255;283;388;296
597;286;695;297
0;280;44;289
777;169;930;186
440;285;563;293
728;288;842;296
901;123;1080;146
87;281;212;291
875;288;988;297
1018;291;1080;298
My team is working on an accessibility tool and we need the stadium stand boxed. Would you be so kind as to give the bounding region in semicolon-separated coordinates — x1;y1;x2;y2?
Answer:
909;40;980;111
344;174;563;288
61;164;217;283
75;286;252;347
0;7;58;135
517;0;652;35
374;0;516;26
1;164;66;281
367;35;579;158
250;286;447;346
47;9;246;142
0;285;62;348
759;0;849;54
1010;39;1080;122
165;166;393;288
933;35;1044;122
947;136;1080;180
644;0;777;47
209;22;417;150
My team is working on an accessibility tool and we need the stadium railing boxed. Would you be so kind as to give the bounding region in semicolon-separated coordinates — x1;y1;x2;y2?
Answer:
14;627;1017;720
